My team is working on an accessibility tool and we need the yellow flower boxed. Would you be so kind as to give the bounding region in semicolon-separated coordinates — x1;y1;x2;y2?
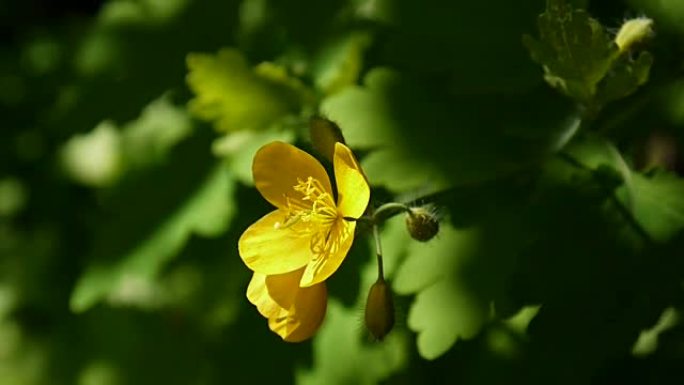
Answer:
239;141;370;340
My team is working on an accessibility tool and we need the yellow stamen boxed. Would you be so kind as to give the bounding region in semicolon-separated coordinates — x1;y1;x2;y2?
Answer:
274;176;351;265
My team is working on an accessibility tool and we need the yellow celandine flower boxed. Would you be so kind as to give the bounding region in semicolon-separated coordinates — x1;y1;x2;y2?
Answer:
239;141;370;341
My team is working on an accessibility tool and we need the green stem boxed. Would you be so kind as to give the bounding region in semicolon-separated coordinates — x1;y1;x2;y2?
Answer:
373;223;385;280
372;202;410;224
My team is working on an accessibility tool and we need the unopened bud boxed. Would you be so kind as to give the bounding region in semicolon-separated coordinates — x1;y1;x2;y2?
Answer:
309;116;346;162
615;17;654;53
405;206;440;242
364;277;395;340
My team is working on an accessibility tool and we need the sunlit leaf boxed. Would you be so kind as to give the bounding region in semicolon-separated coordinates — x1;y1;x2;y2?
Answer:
61;122;124;187
186;48;314;132
311;32;371;95
393;225;489;360
632;307;679;356
120;95;194;168
523;0;617;103
524;0;653;111
618;170;684;242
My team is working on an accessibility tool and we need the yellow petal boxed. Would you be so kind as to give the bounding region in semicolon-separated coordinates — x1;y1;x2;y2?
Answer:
264;270;301;308
253;141;332;209
247;269;301;318
239;210;311;275
268;277;327;342
333;142;370;219
300;220;356;287
247;269;327;342
246;272;281;318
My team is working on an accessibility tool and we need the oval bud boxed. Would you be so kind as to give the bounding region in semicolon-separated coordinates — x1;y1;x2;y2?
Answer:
364;277;395;341
615;17;654;53
405;206;440;242
309;116;346;163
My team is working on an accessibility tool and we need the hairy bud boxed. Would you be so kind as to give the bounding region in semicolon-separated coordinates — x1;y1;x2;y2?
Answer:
364;277;395;340
405;206;440;242
615;17;654;53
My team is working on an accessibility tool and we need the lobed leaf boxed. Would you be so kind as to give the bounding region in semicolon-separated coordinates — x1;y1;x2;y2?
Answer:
186;48;313;132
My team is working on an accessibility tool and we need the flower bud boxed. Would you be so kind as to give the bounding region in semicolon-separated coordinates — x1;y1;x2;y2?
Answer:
364;277;395;341
405;206;440;242
309;116;346;163
615;17;654;53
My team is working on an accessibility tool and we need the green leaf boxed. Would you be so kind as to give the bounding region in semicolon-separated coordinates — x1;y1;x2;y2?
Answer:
311;32;371;95
393;225;489;359
523;0;617;103
61;96;194;187
631;307;680;356
186;48;313;132
70;161;236;312
322;67;578;192
617;170;684;242
61;121;125;187
120;95;194;168
296;300;409;385
595;51;653;105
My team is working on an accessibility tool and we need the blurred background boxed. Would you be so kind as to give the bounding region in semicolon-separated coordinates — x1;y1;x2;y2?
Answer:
2;0;684;384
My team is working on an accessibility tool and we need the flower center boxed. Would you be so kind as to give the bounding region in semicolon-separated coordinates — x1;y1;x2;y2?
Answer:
276;176;349;262
279;176;338;228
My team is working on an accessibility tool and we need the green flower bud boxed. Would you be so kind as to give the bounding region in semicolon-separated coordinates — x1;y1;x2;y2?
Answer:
405;206;440;242
309;115;346;163
615;17;654;53
364;277;395;341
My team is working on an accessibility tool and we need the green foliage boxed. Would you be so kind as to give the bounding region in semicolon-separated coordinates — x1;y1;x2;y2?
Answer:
70;159;236;312
393;226;488;359
524;0;653;114
186;48;314;132
3;0;684;384
619;171;684;242
298;258;408;383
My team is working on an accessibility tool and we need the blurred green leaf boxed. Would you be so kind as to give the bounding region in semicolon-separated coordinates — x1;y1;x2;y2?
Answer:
186;48;314;132
61;122;125;188
311;33;371;95
618;170;684;242
323;67;578;192
296;300;408;385
632;307;679;356
120;95;194;168
61;96;194;187
70;160;236;312
628;0;684;34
